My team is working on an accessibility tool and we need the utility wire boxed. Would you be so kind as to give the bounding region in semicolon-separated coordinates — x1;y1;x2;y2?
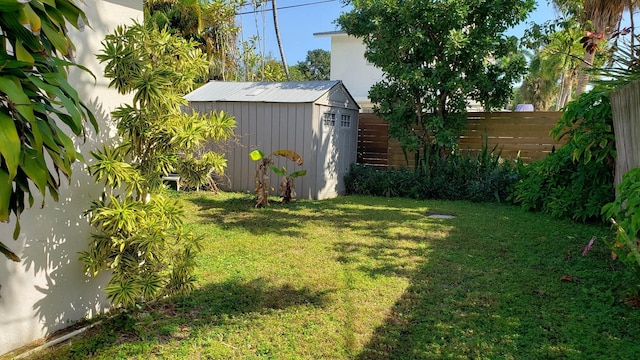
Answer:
236;0;338;15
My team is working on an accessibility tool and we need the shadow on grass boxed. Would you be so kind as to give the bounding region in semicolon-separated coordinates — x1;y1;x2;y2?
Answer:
48;278;332;359
348;208;640;359
177;278;332;317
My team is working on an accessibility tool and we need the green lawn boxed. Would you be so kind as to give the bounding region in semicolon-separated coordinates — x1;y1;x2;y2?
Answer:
19;192;640;359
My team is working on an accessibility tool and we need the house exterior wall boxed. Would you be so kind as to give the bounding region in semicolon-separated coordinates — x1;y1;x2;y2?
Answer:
0;1;142;355
327;33;384;111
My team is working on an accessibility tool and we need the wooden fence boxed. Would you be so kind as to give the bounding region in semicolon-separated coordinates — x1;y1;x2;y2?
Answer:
358;111;566;168
611;80;640;187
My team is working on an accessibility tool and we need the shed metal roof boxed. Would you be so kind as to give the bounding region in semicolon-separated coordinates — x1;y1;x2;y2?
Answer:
185;80;344;103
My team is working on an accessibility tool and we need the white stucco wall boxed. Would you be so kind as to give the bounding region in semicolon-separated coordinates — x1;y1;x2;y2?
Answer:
0;1;142;355
319;32;384;110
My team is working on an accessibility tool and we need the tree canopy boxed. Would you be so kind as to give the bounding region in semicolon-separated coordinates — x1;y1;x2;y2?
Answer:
145;0;243;81
338;0;534;165
292;49;330;81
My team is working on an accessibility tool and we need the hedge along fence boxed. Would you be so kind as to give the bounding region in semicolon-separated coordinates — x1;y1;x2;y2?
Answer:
358;111;566;168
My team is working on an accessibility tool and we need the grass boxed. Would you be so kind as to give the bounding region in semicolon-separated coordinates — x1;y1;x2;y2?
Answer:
14;191;640;359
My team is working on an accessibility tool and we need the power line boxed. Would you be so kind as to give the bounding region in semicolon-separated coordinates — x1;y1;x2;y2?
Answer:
236;0;338;16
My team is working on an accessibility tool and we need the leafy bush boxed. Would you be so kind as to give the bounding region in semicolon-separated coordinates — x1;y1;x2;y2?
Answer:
511;146;613;221
80;22;233;309
345;145;518;202
511;87;615;222
602;167;640;279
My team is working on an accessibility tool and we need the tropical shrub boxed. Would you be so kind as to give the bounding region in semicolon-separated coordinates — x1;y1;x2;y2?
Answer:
80;22;234;308
602;167;640;280
345;144;518;203
511;86;615;222
0;1;93;261
249;149;306;207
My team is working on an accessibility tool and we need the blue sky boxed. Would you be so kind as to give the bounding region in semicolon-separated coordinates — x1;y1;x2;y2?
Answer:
237;0;558;64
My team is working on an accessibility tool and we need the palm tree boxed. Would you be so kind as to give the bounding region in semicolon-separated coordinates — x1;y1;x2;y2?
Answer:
145;0;241;81
271;0;290;80
554;0;635;95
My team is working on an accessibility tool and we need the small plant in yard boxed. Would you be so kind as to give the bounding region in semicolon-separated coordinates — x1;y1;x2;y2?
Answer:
249;149;306;207
603;167;640;282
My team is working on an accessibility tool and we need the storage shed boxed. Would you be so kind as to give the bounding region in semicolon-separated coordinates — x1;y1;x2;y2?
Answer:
184;80;360;200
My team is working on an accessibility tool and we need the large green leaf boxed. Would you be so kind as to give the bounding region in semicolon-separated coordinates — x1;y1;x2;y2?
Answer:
0;76;41;150
55;0;86;31
29;74;83;133
0;168;11;221
14;38;34;64
0;76;35;123
290;170;307;178
0;241;20;262
41;21;69;55
269;165;286;177
249;149;265;161
20;149;49;197
0;9;42;51
0;111;21;180
0;0;24;12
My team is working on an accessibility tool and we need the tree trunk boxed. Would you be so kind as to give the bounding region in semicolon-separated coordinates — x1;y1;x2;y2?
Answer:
556;71;574;110
574;50;595;97
271;0;290;80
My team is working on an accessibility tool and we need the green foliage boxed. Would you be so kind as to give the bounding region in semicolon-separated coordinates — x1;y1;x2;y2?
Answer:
338;0;534;165
235;37;291;81
81;21;234;308
82;146;202;308
345;146;518;203
0;1;95;261
550;86;616;164
249;149;306;207
175;152;226;191
521;13;609;109
602;167;640;279
97;22;234;186
145;0;243;81
290;49;330;81
593;35;640;88
511;87;615;222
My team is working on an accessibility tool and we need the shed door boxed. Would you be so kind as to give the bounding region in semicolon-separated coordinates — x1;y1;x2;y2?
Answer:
320;107;354;196
319;109;337;197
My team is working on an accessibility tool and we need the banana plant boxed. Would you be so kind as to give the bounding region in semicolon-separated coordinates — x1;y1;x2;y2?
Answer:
249;149;306;207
